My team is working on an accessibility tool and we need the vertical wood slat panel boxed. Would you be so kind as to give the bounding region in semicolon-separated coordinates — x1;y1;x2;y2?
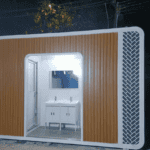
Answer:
18;38;22;136
5;40;8;135
114;33;118;143
3;40;6;135
83;33;118;143
112;33;115;143
2;40;5;134
89;35;92;142
57;37;61;53
0;40;3;134
106;33;109;142
75;36;77;52
107;33;110;142
9;39;13;135
18;39;21;136
88;35;91;142
94;34;97;142
0;33;118;143
87;34;89;142
13;39;16;135
56;37;58;53
107;33;111;143
104;33;107;142
99;34;104;142
7;40;10;135
2;41;7;132
90;34;92;142
83;35;86;141
6;40;9;135
19;39;23;135
92;34;95;142
97;34;100;142
21;39;28;135
10;40;13;135
9;40;15;135
49;37;52;53
83;34;89;142
85;34;89;142
13;39;18;135
18;39;21;135
71;36;74;52
110;33;113;143
112;33;115;142
105;34;108;142
60;36;64;53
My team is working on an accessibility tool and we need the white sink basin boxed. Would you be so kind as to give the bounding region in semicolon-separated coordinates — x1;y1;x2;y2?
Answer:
45;100;79;107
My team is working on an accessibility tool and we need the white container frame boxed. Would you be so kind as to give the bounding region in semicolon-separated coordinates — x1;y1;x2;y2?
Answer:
0;26;144;150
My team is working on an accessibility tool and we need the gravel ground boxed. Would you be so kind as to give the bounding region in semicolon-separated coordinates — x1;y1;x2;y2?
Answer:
0;139;123;150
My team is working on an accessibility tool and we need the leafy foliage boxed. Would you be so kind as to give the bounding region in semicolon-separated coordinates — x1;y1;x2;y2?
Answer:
26;0;76;33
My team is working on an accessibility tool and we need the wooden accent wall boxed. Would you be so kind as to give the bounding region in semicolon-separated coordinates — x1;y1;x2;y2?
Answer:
0;33;118;143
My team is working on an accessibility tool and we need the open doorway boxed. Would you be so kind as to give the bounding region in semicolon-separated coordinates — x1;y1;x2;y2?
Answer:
24;53;83;142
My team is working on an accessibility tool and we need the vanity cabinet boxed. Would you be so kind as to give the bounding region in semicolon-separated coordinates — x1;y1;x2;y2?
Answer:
45;104;79;131
60;107;76;124
45;106;60;122
60;107;68;123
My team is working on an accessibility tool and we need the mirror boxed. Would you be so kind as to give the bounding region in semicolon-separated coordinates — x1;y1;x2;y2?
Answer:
51;70;78;88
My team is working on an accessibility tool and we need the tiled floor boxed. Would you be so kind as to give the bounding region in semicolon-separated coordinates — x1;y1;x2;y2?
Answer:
0;138;122;150
27;126;81;140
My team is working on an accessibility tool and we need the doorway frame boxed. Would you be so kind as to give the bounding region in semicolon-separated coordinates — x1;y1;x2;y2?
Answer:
24;52;84;141
26;59;39;134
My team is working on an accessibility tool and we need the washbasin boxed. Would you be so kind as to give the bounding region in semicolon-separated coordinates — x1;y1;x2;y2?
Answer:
45;100;79;107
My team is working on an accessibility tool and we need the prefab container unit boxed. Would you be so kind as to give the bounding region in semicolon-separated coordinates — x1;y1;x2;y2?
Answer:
0;26;144;150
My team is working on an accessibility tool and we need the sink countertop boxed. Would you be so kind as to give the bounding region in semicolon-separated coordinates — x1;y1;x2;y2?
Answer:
45;100;79;107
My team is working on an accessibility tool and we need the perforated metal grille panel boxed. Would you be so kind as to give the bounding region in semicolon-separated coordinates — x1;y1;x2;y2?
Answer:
122;31;140;144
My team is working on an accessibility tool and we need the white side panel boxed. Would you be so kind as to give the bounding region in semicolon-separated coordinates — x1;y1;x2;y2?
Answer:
120;28;144;150
27;61;36;130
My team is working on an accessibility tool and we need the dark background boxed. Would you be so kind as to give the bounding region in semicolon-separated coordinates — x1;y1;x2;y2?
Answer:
0;0;149;149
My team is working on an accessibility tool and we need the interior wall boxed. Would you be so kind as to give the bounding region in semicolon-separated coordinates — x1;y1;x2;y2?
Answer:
38;55;81;127
26;54;82;129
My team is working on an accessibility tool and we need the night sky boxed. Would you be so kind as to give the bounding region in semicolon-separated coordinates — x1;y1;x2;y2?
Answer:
0;0;102;11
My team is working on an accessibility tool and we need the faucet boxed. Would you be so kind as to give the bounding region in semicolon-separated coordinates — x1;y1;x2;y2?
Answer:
55;96;57;101
70;97;72;102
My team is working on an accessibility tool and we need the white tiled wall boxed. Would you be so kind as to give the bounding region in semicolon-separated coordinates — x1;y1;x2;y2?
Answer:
29;53;82;128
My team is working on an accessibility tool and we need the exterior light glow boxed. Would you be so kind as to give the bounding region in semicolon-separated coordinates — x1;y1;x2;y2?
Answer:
49;4;51;8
